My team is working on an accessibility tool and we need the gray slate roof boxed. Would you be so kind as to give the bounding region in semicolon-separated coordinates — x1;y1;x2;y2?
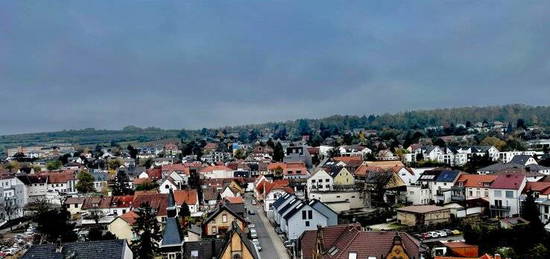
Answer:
22;240;128;259
161;217;184;247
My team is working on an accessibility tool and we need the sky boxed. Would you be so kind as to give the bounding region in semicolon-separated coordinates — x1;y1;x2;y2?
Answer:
1;1;550;135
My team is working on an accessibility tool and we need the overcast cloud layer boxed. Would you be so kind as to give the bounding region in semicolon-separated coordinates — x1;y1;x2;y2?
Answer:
1;1;549;135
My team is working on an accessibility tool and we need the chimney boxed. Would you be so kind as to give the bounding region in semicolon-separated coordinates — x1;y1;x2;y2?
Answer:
494;254;501;259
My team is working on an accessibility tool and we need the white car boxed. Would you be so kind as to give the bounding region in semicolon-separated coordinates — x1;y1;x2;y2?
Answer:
252;239;262;251
428;231;440;238
437;230;448;237
249;229;258;239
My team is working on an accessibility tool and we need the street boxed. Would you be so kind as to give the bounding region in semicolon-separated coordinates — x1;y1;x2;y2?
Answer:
244;194;290;259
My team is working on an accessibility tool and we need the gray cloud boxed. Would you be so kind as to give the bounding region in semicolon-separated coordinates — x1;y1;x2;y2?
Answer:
0;0;549;134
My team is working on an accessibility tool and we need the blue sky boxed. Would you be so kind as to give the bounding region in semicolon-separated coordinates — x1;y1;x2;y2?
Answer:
1;1;549;134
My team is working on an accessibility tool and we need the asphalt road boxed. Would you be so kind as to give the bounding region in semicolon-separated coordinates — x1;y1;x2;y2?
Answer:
244;194;289;259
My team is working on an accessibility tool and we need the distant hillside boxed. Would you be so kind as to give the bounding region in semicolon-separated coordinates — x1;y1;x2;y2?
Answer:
1;104;549;152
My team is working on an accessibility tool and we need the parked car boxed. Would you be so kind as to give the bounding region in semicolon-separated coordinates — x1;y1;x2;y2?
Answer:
249;229;258;239
248;209;256;215
284;240;294;248
252;239;262;251
451;229;462;235
252;200;257;205
248;223;256;229
428;231;440;238
437;230;448;237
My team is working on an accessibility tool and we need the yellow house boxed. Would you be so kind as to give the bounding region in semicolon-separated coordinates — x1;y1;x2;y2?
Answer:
108;211;137;243
332;167;355;186
204;205;246;236
219;221;259;259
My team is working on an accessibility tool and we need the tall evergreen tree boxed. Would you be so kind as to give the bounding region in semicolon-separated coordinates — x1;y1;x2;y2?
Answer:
273;142;284;162
132;203;162;259
112;170;132;196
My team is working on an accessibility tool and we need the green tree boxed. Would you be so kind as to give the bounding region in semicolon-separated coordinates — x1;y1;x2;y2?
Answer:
112;170;132;196
46;160;62;170
127;145;139;159
273;142;284;162
108;158;123;170
179;202;191;218
132;203;162;259
480;136;506;150
234;149;247;159
33;203;77;243
135;181;159;191
76;170;95;193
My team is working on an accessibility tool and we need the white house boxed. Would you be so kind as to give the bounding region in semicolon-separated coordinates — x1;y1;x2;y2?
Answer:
307;169;333;193
488;173;526;218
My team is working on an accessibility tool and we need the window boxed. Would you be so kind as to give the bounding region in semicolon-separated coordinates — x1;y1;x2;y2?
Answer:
311;180;316;183
222;214;227;223
308;210;313;219
325;179;329;182
494;190;502;198
302;211;307;219
305;221;310;227
212;226;217;234
505;191;514;198
348;252;357;259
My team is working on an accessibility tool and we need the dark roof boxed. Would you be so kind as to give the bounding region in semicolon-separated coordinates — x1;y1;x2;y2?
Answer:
435;170;461;182
272;193;293;209
283;201;307;220
204;204;245;225
309;199;337;218
183;239;225;259
277;198;300;215
161;217;184;247
510;155;533;165
325;166;344;178
17;174;47;184
22;240;128;259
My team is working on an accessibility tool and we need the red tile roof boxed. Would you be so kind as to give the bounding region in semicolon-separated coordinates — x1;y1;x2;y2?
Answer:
146;168;162;180
523;181;550;194
118;211;138;225
132;193;168;216
173;189;198;205
161;164;191;174
456;174;497;188
490;173;525;190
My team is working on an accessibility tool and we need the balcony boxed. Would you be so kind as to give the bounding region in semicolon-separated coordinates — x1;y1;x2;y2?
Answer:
490;205;511;211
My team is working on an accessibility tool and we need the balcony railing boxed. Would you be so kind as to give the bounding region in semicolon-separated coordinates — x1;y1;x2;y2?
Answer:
490;205;511;211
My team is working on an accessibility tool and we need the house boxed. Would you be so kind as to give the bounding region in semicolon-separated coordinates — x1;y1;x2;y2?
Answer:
309;190;364;213
132;192;168;222
22;240;133;259
478;156;550;175
108;211;138;243
299;223;426;259
267;162;309;179
159;177;179;194
217;221;260;259
65;197;85;215
200;165;235;179
407;169;462;205
263;180;294;215
91;170;109;192
273;196;337;240
203;204;246;236
307;169;334;192
453;174;497;201
173;189;199;214
488;173;526;217
220;185;241;199
284;143;313;168
41;171;77;194
521;181;550;222
397;205;451;226
17;174;48;202
338;145;371;157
